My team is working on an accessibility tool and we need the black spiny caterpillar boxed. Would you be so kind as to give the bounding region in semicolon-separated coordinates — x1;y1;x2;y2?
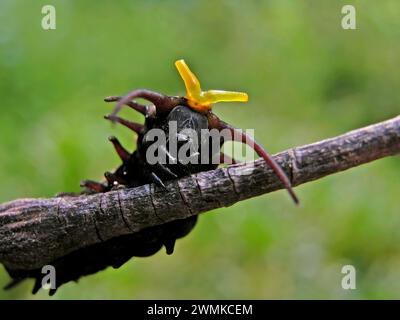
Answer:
4;60;298;295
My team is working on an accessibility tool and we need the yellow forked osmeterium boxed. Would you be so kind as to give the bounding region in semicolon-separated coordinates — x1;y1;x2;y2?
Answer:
175;59;248;113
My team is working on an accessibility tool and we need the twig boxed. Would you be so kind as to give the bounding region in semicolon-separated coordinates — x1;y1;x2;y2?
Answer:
1;115;399;270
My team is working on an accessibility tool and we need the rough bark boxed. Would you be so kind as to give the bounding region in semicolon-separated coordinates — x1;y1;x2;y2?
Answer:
1;115;399;271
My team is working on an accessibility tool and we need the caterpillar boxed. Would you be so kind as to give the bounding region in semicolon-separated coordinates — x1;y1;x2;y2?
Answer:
4;60;298;295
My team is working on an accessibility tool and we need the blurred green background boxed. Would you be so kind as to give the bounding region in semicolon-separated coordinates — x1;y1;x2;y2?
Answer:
0;0;399;299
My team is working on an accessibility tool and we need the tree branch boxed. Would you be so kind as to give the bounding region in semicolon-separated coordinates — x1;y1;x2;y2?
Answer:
1;115;399;271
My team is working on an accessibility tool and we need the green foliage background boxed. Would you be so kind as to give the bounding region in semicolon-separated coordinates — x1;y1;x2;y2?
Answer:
0;0;399;299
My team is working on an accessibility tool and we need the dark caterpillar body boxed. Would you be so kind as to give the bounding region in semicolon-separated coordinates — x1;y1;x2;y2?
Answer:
4;60;299;296
5;105;219;295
